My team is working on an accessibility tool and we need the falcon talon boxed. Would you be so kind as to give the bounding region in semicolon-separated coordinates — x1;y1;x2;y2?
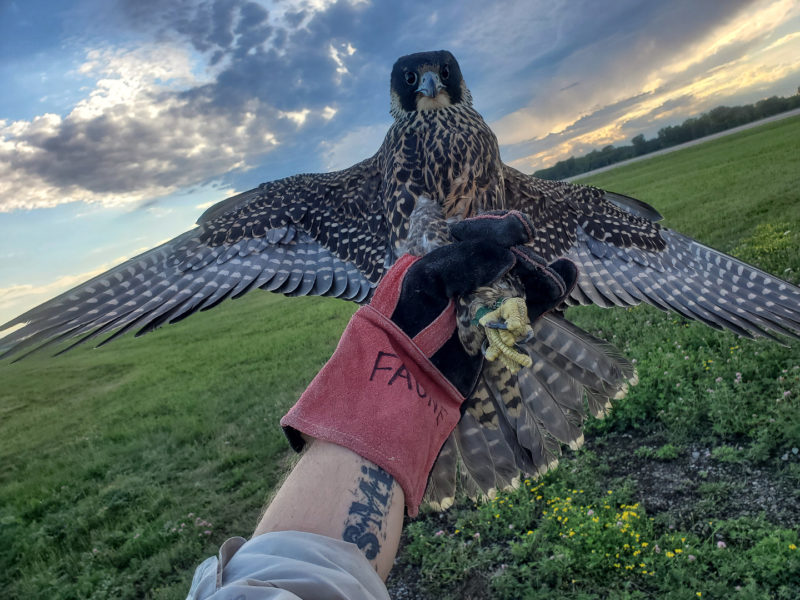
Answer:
485;320;509;330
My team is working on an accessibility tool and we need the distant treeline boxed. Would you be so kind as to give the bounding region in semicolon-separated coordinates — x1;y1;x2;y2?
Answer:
533;93;800;180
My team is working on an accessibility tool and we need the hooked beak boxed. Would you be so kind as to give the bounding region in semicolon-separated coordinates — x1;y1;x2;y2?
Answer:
416;71;444;98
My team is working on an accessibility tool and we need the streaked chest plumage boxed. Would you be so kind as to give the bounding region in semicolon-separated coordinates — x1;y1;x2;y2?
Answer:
379;104;506;253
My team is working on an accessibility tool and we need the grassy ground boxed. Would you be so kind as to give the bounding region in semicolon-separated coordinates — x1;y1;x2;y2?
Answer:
574;115;800;252
1;294;356;599
2;115;799;599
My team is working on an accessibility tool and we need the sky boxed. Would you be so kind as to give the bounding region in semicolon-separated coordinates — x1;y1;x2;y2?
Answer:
1;0;800;329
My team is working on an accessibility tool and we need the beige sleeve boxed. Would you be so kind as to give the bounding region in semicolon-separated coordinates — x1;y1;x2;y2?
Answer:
186;530;390;600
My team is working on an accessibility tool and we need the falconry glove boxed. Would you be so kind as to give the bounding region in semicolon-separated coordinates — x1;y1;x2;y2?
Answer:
452;211;578;372
511;246;578;319
281;213;535;516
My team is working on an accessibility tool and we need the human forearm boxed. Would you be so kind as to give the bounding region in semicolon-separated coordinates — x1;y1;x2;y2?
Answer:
253;440;404;580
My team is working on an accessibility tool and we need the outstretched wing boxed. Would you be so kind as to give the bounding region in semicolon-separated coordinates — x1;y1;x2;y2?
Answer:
503;165;800;341
1;156;389;360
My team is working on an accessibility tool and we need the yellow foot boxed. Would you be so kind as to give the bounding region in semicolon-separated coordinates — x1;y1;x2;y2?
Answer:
478;297;533;373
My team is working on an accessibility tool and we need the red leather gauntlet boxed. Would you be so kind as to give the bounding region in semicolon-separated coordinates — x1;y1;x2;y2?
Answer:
281;254;465;516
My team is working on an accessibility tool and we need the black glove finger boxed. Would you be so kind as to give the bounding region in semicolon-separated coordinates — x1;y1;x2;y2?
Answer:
392;240;516;338
409;239;517;300
449;210;535;247
547;258;578;293
511;247;577;320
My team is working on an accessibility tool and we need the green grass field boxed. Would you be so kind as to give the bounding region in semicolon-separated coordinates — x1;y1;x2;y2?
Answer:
2;115;799;599
1;295;357;599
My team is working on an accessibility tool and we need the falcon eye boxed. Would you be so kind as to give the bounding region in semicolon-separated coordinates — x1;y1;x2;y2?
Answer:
441;65;450;80
405;71;417;86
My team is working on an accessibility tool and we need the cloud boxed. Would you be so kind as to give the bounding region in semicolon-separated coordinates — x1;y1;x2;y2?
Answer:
281;108;312;125
0;43;285;212
116;0;274;64
493;0;800;171
329;41;357;80
0;0;381;213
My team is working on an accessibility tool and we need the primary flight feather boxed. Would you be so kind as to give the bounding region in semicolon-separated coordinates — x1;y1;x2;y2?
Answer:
3;50;799;509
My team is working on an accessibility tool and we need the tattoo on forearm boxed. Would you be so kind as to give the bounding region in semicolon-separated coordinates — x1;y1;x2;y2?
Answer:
343;464;395;560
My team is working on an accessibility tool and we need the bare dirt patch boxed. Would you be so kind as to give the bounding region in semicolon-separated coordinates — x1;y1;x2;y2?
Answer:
590;431;800;532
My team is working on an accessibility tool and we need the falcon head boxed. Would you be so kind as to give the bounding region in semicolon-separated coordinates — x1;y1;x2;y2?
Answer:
390;50;472;119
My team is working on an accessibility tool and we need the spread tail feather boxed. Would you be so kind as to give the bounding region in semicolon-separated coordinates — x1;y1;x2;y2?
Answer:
424;313;636;507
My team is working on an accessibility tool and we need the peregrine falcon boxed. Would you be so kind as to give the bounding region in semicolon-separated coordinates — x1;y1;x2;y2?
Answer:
3;50;800;510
